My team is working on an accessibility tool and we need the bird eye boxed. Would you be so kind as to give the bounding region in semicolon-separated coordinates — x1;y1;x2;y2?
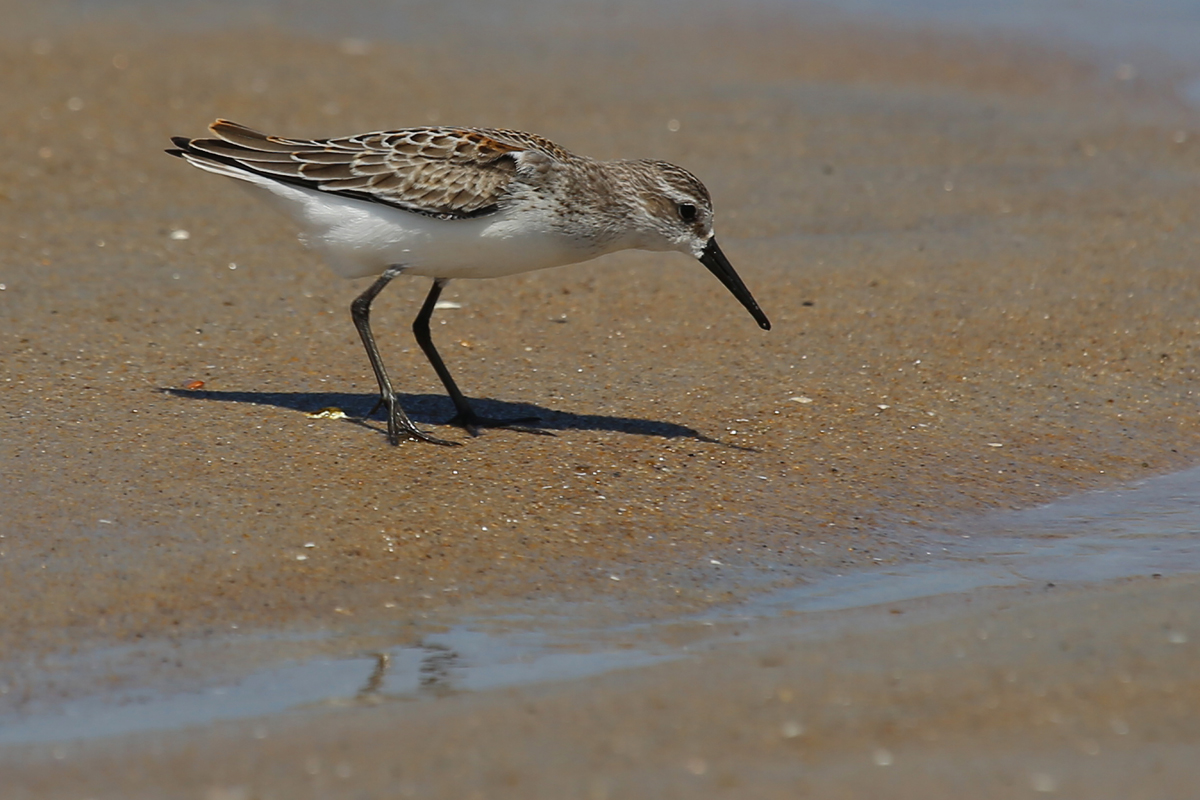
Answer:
677;203;697;223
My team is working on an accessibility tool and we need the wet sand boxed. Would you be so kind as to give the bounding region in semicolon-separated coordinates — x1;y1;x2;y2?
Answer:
2;0;1200;794
7;573;1200;798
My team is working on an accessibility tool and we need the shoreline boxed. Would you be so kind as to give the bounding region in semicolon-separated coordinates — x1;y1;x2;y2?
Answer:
5;460;1200;753
5;571;1199;797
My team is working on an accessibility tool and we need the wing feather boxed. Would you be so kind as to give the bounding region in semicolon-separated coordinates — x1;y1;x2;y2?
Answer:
174;119;543;218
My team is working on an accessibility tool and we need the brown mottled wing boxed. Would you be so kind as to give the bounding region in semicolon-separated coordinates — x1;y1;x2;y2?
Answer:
183;119;553;219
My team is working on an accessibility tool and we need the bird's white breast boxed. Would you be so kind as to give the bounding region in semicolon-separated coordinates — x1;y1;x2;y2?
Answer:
231;172;606;281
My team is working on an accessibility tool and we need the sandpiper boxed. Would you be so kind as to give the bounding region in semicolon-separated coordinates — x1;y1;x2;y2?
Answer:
168;120;770;445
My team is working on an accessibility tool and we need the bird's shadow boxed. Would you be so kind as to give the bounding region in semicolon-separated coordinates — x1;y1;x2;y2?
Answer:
160;387;744;446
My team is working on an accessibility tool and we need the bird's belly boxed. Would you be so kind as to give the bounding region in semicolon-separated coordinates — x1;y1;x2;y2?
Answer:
245;180;599;280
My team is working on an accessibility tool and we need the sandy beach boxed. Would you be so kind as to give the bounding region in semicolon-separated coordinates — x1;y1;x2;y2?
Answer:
2;0;1200;795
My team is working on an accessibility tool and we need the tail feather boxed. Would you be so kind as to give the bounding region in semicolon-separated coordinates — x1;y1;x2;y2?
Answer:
189;138;298;164
168;124;298;184
211;119;300;153
169;146;271;185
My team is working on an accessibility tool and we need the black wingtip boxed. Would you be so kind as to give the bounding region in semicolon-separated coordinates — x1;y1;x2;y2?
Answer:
170;136;192;149
165;148;185;158
759;319;772;331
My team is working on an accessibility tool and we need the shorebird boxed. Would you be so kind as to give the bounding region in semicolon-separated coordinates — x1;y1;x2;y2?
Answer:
168;120;770;445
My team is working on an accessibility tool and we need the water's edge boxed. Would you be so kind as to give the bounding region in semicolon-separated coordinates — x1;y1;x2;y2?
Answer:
3;465;1198;746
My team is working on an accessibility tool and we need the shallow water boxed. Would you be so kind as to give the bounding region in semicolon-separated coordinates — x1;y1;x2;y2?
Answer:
52;0;1200;79
4;464;1198;746
0;632;674;745
819;0;1200;116
824;0;1200;57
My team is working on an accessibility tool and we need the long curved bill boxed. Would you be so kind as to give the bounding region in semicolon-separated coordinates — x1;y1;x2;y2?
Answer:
698;238;771;331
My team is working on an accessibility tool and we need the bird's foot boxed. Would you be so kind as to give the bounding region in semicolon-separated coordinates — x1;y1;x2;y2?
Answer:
368;395;460;446
391;421;460;447
447;411;553;438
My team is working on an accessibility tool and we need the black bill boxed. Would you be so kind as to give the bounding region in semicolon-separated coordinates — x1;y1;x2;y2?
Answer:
698;238;771;331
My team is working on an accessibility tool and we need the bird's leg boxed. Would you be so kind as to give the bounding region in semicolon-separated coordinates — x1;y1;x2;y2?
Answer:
413;279;545;436
351;268;457;446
